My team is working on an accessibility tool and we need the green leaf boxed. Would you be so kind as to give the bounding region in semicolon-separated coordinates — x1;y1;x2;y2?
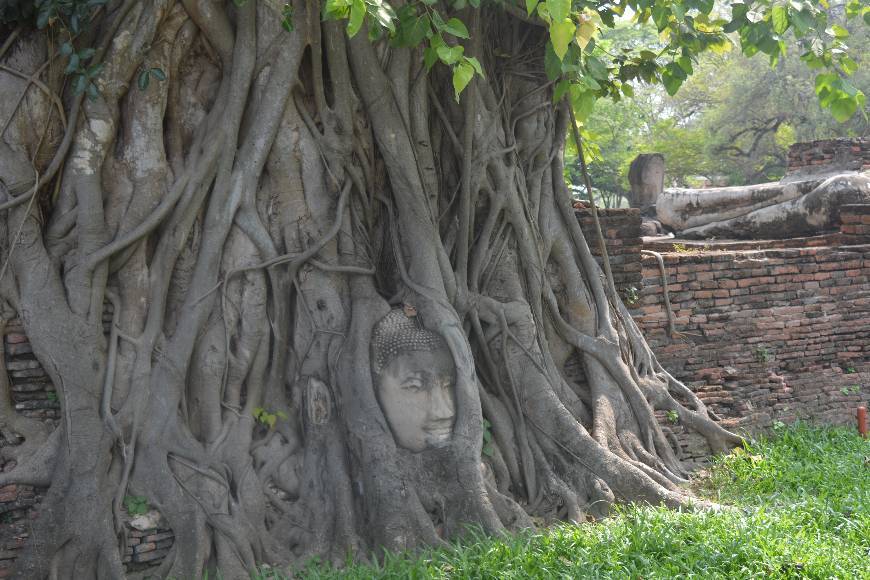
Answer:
452;60;474;101
465;56;484;77
544;42;562;80
553;79;570;102
367;0;396;33
36;7;50;29
150;67;166;81
424;46;439;70
676;55;693;75
771;5;789;34
790;8;813;36
840;55;858;76
442;17;469;39
526;0;539;16
575;19;597;50
549;18;576;61
324;0;351;20
829;24;849;38
402;15;431;47
137;69;150;91
546;0;570;23
347;0;365;37
569;84;596;122
661;63;686;96
281;3;294;31
86;82;99;101
830;96;857;122
431;10;446;31
677;56;692;75
584;54;608;80
437;44;464;65
65;53;80;75
814;72;838;93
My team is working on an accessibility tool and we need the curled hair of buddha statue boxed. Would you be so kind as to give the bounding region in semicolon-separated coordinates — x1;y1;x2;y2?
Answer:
370;309;448;375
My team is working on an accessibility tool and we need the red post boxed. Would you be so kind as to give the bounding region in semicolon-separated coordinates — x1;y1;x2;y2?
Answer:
858;407;868;438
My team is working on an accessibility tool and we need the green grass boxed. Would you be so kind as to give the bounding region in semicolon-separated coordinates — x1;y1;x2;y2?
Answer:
256;423;870;579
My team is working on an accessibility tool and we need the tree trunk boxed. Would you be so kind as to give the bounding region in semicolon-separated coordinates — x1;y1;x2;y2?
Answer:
0;2;739;577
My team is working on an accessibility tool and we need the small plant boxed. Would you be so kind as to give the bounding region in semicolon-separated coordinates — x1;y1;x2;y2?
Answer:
46;391;58;402
844;366;856;374
35;0;109;100
671;243;710;254
123;495;150;516
755;347;772;363
772;420;786;430
665;409;679;424
482;418;494;457
253;407;287;430
136;66;167;91
623;286;639;306
840;385;861;395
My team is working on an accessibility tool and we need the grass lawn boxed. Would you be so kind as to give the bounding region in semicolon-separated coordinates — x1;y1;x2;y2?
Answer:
258;423;869;579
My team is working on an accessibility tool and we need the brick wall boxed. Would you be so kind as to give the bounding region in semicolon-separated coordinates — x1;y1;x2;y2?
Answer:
636;243;870;465
575;207;643;301
841;204;870;237
786;137;870;173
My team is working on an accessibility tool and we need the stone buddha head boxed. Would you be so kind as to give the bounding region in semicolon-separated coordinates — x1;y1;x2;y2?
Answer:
371;309;456;452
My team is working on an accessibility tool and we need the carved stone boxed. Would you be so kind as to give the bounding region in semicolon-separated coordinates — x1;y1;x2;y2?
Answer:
371;309;456;452
657;171;870;239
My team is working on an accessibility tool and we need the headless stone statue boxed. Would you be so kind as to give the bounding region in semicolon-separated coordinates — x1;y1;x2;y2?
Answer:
371;309;456;452
654;139;870;239
628;153;665;216
657;171;870;239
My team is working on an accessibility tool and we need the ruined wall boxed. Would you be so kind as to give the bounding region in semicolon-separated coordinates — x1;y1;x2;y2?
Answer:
636;240;870;466
575;207;644;302
786;137;870;174
572;206;869;467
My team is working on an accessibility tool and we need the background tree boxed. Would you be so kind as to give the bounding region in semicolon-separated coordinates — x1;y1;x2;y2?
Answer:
0;0;864;578
575;2;868;191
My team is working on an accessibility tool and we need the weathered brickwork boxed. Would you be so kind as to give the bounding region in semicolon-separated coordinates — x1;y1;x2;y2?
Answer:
786;137;870;173
575;207;643;300
636;243;870;465
841;204;870;237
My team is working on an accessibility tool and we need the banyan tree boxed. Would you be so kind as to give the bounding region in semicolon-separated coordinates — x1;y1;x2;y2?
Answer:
0;0;859;577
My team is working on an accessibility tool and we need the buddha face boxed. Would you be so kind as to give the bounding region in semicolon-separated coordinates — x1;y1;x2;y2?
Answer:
375;347;456;453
